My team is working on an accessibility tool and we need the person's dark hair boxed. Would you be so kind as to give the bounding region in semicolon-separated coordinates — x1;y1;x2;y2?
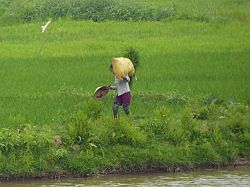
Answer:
109;64;113;71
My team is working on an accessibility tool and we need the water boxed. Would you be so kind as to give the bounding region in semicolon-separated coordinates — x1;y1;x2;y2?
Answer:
1;168;250;187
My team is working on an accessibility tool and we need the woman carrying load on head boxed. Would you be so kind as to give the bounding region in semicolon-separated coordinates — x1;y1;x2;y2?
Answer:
109;64;131;119
108;48;139;119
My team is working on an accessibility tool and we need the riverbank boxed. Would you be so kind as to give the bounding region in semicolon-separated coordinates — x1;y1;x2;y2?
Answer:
1;157;250;181
1;165;250;187
0;97;249;181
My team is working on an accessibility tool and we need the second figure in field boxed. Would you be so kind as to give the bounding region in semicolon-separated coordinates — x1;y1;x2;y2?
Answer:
109;64;131;119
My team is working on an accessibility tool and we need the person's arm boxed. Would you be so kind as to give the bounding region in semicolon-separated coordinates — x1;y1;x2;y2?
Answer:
108;75;129;90
109;85;117;90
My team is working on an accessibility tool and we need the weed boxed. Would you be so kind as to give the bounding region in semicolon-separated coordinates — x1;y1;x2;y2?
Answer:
103;118;147;147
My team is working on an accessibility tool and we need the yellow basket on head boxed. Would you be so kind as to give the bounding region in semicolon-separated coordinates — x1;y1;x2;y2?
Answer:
111;57;135;80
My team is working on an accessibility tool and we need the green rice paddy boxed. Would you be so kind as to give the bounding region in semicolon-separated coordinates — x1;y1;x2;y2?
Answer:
0;19;249;127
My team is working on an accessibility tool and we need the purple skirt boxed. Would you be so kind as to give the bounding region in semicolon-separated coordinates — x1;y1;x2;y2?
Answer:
115;92;131;106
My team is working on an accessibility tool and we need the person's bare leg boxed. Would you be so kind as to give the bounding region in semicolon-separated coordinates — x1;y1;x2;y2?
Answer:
123;104;130;115
113;103;119;119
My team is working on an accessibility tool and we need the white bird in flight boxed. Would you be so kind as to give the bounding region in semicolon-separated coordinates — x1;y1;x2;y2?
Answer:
41;18;52;33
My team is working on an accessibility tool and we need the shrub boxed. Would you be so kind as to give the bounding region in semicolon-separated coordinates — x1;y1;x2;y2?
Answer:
83;99;102;120
192;141;222;165
0;125;58;178
103;118;147;147
65;111;92;146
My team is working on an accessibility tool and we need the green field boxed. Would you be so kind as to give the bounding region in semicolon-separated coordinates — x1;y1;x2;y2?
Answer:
0;0;250;179
0;20;249;127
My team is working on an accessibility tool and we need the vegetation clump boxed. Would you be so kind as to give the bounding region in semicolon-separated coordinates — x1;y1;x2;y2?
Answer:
1;0;248;24
0;0;175;24
0;96;249;180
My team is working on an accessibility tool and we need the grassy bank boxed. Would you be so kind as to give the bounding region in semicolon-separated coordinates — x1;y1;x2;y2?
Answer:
0;96;249;180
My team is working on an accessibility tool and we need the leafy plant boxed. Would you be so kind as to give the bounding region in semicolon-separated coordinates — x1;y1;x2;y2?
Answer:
83;99;102;120
103;118;147;147
123;47;140;87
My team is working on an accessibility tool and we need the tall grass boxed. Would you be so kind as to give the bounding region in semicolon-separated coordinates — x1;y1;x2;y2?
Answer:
0;0;175;24
0;0;249;25
0;98;249;179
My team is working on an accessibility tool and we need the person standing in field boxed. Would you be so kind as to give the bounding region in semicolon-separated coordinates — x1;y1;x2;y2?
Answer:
109;64;131;118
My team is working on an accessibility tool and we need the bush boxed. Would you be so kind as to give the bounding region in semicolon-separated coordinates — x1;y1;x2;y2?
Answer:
142;106;171;141
192;141;222;165
0;95;249;179
83;99;102;120
65;110;92;146
0;125;58;178
103;118;147;147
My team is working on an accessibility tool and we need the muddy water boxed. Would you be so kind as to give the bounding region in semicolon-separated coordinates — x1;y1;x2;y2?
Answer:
1;167;250;186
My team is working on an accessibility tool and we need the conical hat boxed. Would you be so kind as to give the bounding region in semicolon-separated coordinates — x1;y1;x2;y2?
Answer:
93;86;109;100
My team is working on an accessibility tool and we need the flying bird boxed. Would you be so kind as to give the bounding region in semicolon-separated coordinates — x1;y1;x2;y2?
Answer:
41;18;52;33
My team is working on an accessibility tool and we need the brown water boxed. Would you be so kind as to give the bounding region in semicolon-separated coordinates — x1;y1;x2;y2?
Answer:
1;168;250;186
